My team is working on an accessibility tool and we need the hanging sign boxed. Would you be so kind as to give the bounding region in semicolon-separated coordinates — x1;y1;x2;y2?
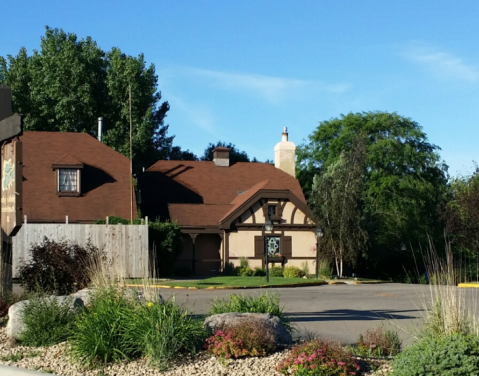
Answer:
1;140;22;236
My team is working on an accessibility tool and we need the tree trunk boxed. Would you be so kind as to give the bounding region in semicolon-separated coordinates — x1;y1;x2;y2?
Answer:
335;257;340;277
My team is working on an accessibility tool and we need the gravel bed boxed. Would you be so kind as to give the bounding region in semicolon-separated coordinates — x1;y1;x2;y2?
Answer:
0;327;392;375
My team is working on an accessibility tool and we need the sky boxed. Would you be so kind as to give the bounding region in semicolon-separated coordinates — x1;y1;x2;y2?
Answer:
1;0;479;177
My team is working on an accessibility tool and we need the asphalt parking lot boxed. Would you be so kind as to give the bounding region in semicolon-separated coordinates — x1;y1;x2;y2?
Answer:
158;283;479;346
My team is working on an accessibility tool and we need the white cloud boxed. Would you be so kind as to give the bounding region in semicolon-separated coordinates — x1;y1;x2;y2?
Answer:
160;66;350;105
402;43;478;83
167;93;217;134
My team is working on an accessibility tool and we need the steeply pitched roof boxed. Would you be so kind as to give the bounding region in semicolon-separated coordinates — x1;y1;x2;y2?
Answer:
20;131;136;223
140;160;306;227
169;204;233;227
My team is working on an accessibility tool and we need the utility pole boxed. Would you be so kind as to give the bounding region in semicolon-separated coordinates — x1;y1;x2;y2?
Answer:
129;85;133;224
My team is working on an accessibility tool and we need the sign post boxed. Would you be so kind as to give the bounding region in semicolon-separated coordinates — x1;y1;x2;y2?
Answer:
0;85;23;296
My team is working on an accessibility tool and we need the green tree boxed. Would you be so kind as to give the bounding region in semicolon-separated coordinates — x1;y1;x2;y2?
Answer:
310;137;368;277
446;165;479;254
298;112;449;277
2;26;174;173
200;141;250;165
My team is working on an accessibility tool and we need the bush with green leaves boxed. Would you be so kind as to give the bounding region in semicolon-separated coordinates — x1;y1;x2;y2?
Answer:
205;319;275;363
276;339;360;376
353;326;401;357
69;288;138;365
269;266;284;277
69;287;205;369
238;267;254;276
223;262;238;276
283;266;306;278
253;267;266;276
318;259;333;279
17;237;102;295
19;296;80;346
210;293;292;333
392;334;479;375
133;299;206;370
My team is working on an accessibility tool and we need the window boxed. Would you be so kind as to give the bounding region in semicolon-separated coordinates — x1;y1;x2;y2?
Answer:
268;205;276;217
59;169;78;192
266;236;281;257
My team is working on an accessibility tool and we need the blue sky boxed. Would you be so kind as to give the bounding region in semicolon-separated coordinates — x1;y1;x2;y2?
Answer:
2;1;479;176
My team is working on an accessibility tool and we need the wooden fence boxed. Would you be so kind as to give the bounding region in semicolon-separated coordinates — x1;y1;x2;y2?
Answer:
12;223;149;278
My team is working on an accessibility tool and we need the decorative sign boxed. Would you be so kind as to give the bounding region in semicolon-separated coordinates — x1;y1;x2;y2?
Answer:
266;236;281;257
1;140;22;236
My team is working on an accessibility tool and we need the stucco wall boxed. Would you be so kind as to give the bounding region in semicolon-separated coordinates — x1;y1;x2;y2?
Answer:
229;230;261;258
284;230;316;258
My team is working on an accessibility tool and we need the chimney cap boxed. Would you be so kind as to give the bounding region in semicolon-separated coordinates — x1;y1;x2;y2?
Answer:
283;127;287;133
212;146;230;152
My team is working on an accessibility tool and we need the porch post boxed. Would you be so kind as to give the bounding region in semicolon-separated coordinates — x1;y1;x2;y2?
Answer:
189;234;198;274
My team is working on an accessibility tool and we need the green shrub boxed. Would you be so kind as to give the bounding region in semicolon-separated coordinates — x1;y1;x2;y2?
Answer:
149;221;183;278
239;257;250;269
205;319;275;363
17;237;102;295
223;262;238;276
283;266;306;278
276;339;360;375
318;259;332;279
134;300;206;370
19;296;79;346
301;261;309;276
353;326;401;357
253;267;266;276
269;266;284;277
69;287;139;365
210;293;292;333
239;267;254;276
69;287;205;369
392;334;479;375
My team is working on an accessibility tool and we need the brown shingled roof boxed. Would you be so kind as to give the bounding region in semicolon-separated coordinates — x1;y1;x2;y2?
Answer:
169;204;233;227
20;131;135;223
140;161;306;227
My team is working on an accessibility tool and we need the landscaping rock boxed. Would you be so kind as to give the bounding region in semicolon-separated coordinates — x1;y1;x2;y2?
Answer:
6;296;84;340
71;288;95;305
204;313;293;346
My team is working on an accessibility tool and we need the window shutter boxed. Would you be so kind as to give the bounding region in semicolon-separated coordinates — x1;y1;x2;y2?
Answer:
254;236;264;258
282;236;292;258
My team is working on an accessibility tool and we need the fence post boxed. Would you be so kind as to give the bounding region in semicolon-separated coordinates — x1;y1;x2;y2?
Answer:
106;216;109;225
145;216;149;226
24;215;27;224
66;215;68;224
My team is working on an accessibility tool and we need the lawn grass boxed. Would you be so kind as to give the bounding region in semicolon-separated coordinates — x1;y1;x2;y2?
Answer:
156;276;325;288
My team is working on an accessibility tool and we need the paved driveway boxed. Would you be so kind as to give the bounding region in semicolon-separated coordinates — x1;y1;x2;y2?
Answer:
158;283;478;346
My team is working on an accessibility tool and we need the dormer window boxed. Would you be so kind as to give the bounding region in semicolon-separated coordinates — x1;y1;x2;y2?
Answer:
58;168;79;193
52;154;83;197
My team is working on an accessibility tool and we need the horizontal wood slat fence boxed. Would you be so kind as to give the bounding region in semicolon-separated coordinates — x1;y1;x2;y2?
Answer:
12;224;149;278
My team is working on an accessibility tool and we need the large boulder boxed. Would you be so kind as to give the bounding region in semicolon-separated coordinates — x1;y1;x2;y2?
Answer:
204;312;293;347
6;296;84;340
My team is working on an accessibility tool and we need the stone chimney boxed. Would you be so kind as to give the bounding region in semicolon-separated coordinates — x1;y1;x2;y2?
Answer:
212;146;230;167
274;127;296;177
0;84;12;122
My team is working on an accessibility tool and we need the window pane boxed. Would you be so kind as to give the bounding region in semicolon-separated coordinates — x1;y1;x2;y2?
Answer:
59;169;77;192
266;236;281;257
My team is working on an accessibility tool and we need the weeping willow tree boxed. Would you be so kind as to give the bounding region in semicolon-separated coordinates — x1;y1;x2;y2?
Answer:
309;137;368;277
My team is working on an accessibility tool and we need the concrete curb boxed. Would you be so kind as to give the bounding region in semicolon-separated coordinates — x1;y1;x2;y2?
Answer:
0;365;59;376
353;281;389;285
125;281;328;290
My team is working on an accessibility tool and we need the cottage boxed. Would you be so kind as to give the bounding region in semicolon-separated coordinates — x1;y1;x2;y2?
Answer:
139;128;317;275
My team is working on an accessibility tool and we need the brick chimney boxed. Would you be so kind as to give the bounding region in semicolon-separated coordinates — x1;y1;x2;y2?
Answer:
212;146;230;167
274;127;296;177
0;84;12;122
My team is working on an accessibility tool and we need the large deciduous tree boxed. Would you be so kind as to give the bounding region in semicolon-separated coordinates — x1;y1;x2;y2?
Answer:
298;112;449;277
310;137;368;277
0;26;174;173
446;166;479;254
